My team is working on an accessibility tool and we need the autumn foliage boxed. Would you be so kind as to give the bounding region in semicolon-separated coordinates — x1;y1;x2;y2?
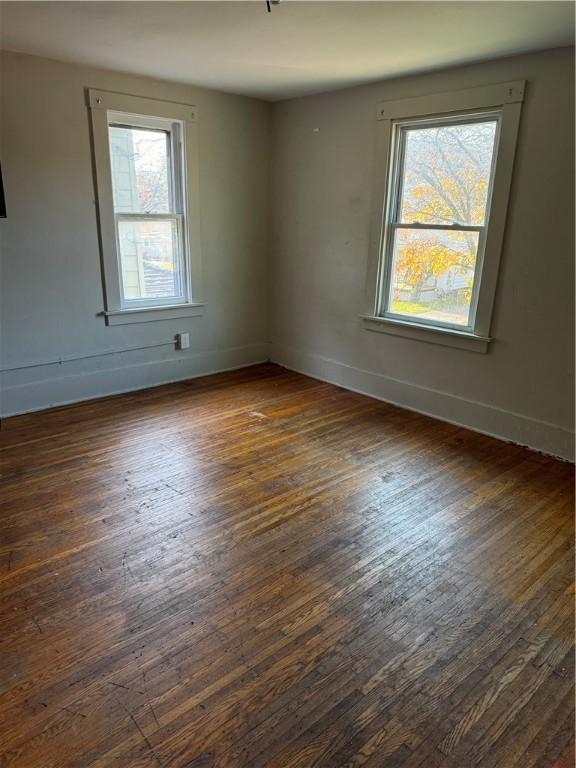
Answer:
391;120;496;308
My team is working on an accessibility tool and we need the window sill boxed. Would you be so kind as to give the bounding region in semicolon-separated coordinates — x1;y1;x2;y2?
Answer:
103;303;205;326
361;315;491;353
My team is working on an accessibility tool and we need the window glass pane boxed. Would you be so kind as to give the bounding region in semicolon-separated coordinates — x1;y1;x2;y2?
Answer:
398;120;497;226
388;228;479;327
109;125;171;214
117;219;181;301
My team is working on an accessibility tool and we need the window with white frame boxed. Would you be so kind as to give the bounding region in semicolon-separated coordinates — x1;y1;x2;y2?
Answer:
384;114;498;328
89;90;203;325
364;82;524;352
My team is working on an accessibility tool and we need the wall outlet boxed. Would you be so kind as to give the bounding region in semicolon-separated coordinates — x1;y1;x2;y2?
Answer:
176;332;190;350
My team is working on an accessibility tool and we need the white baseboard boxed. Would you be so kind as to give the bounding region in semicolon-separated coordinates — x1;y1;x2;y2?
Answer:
4;340;573;462
1;343;270;417
270;344;574;462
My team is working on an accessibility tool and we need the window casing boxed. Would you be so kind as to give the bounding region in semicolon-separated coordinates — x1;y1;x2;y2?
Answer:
363;82;524;353
89;90;203;325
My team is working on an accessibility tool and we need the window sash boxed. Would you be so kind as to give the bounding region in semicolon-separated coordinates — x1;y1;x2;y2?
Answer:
392;222;484;232
108;115;184;219
107;114;189;309
378;112;501;332
384;227;487;332
391;111;500;226
115;213;187;308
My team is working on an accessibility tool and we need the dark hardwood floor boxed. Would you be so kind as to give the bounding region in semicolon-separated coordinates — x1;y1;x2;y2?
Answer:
0;363;573;768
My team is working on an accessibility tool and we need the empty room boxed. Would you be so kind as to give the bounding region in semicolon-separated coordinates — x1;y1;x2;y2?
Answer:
0;1;574;766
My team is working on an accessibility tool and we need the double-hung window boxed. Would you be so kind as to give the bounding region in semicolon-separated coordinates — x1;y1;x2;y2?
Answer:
364;82;524;352
89;90;203;324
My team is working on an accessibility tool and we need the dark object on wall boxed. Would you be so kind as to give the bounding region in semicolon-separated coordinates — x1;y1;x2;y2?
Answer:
0;163;6;218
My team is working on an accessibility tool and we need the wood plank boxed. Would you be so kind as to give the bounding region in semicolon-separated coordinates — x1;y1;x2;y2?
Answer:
0;363;573;767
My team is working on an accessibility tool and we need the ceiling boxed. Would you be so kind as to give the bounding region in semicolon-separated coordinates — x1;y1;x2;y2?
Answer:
1;1;574;101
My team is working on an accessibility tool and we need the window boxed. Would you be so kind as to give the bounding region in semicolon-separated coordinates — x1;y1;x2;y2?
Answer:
386;115;498;328
89;90;203;324
364;82;524;352
109;118;185;305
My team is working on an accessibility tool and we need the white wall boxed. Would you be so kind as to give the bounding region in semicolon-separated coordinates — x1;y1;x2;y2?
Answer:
270;47;575;460
0;51;272;415
1;48;574;461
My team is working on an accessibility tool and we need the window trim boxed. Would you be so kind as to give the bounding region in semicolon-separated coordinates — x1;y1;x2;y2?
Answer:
363;81;525;352
88;89;204;324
